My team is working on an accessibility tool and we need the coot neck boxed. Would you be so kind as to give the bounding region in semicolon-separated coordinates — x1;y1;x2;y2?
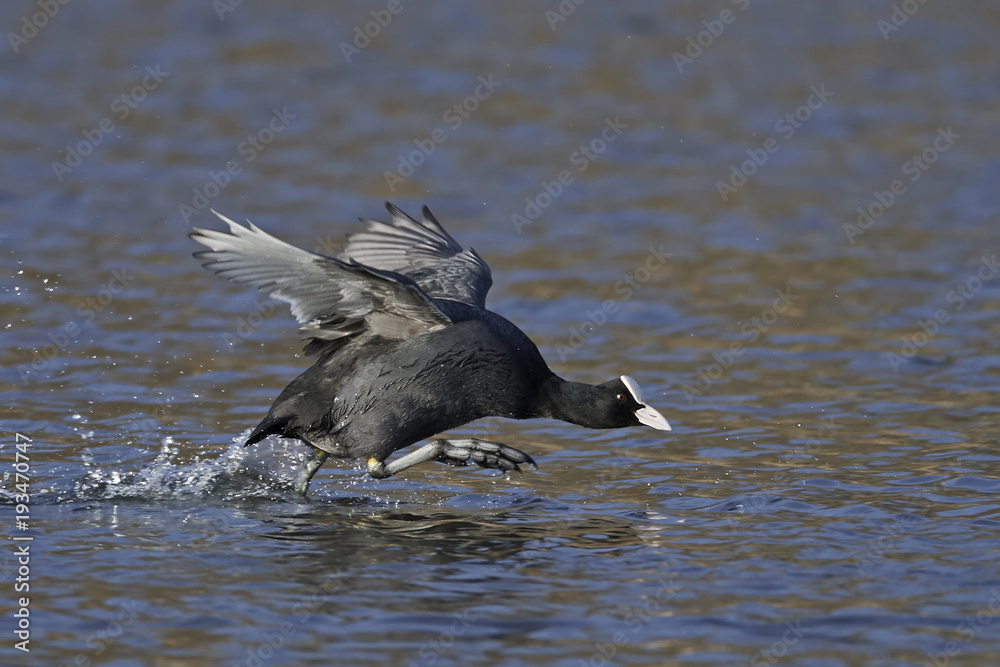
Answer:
536;376;605;429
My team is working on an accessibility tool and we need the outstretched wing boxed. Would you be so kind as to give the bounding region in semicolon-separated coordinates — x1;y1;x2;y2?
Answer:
343;203;493;308
190;211;450;356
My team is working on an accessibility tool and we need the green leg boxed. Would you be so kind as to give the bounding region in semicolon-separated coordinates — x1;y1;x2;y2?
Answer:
295;449;329;495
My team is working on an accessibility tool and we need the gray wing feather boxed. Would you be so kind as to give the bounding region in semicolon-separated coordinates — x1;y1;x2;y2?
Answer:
190;211;450;355
343;203;492;308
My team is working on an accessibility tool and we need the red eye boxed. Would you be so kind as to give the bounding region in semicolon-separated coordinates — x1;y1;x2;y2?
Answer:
616;393;627;402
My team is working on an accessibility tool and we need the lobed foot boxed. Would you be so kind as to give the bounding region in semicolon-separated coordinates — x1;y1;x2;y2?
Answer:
367;438;537;479
434;438;536;472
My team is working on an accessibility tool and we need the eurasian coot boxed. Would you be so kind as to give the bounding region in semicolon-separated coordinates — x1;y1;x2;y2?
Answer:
190;203;671;493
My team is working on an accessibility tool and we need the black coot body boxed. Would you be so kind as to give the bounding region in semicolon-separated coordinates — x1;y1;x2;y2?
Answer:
190;204;671;492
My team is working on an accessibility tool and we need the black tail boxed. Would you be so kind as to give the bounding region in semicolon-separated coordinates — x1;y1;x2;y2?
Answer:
245;415;289;447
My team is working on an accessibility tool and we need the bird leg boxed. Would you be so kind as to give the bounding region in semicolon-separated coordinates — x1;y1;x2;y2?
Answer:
366;438;536;479
295;448;329;495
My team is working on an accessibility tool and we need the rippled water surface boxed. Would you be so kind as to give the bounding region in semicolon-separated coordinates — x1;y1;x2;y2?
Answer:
3;1;1000;665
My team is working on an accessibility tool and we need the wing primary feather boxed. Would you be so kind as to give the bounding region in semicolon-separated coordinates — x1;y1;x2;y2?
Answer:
190;212;452;358
342;203;493;308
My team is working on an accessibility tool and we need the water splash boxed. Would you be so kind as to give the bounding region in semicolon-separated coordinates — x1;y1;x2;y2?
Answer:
74;430;313;501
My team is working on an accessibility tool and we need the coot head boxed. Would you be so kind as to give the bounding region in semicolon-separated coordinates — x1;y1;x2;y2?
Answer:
596;375;672;430
541;374;671;431
605;375;670;431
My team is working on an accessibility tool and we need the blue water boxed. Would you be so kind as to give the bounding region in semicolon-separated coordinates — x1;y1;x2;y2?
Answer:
3;1;1000;665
